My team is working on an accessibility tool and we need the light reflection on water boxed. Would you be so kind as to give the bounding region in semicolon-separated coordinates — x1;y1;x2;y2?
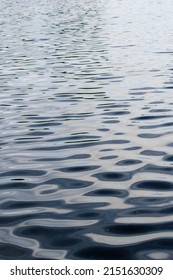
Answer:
1;0;173;259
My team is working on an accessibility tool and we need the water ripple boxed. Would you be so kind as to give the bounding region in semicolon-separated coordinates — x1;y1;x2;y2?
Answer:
1;0;173;259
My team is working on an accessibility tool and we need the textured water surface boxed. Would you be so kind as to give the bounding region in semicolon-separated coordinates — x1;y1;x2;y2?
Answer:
1;0;173;259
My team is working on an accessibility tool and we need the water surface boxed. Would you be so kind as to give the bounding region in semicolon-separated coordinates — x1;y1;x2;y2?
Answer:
1;0;173;259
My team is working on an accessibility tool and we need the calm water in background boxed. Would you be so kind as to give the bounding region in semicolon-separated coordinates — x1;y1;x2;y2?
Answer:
1;0;173;259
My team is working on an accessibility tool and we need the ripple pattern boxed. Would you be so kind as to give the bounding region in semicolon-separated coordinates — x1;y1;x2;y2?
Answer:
1;0;173;260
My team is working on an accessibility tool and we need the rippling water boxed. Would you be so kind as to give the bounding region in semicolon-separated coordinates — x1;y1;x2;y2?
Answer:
1;0;173;260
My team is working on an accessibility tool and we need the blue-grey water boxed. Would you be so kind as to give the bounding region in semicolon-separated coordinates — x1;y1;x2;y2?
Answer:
1;0;173;260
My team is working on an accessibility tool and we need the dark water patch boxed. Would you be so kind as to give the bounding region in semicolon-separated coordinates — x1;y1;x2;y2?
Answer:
102;120;119;124
138;133;162;138
149;101;164;104
14;137;43;143
0;103;11;107
131;180;173;191
25;116;54;120
0;243;34;260
167;142;173;147
130;87;155;91
140;150;166;156
0;169;46;177
0;182;36;190
97;128;110;131
100;149;114;152
159;206;173;215
124;146;142;151
61;113;94;118
129;91;146;95
149;109;171;113
114;132;125;135
104;140;129;144
164;86;173;89
58;165;100;173
1;200;65;210
76;211;101;219
105;223;159;235
116;159;142;166
86;189;128;198
93;172;132;182
26;131;53;136
103;111;130;116
74;245;132;260
74;239;173;260
11;178;25;181
99;155;118;160
131;115;173;121
0;215;38;226
73;245;130;260
163;155;173;162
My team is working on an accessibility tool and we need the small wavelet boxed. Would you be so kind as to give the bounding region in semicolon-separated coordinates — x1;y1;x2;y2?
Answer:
131;180;173;191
